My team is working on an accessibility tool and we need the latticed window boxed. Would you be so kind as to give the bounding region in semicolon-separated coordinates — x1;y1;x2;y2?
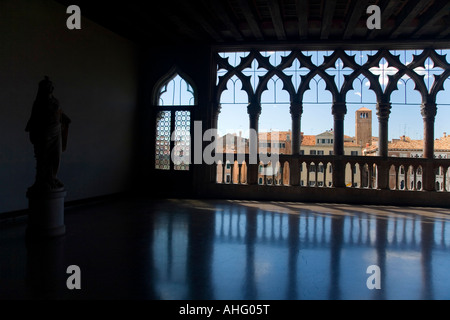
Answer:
154;73;195;171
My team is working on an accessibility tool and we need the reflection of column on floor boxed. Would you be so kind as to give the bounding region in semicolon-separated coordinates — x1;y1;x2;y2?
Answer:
244;210;257;299
421;217;434;300
187;211;215;299
329;215;344;300
287;214;300;299
374;216;387;300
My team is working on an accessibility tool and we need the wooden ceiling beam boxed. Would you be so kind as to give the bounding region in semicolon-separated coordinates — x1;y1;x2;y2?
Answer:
266;0;287;41
237;0;264;40
168;14;204;42
389;0;430;39
412;0;450;38
178;1;224;43
342;0;370;40
202;0;244;41
295;0;308;39
437;16;450;38
320;0;337;40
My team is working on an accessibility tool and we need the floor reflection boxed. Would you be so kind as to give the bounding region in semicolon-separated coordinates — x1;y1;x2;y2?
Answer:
1;199;450;299
151;200;450;300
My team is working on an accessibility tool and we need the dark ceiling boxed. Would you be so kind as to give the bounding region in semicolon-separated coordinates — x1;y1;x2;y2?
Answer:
58;0;450;49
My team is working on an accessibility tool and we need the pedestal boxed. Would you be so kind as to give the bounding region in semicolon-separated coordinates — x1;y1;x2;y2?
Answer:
26;187;66;239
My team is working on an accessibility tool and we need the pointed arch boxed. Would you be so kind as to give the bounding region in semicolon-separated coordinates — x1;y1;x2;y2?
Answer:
152;66;197;106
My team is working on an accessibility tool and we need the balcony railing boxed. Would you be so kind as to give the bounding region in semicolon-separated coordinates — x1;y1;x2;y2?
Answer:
215;154;450;193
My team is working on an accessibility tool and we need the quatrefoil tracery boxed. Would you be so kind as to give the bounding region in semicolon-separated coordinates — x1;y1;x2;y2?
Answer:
215;48;450;107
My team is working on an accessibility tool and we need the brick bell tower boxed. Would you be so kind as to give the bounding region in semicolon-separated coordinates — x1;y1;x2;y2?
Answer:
355;107;372;147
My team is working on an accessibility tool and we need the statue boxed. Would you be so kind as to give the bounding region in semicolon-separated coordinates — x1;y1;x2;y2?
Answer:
26;76;71;190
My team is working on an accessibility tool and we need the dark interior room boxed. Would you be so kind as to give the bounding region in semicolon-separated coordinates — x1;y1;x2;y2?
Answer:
1;0;450;304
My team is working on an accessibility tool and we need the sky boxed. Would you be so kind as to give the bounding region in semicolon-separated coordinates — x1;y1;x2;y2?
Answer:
216;50;450;141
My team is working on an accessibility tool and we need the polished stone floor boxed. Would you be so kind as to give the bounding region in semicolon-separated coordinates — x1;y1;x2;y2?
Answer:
1;197;450;300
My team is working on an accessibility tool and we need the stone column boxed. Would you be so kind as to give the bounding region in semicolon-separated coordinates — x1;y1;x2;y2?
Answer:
210;103;222;183
422;101;437;191
289;101;302;186
421;102;437;160
247;101;261;185
375;101;392;190
332;102;346;187
376;102;391;158
290;101;303;156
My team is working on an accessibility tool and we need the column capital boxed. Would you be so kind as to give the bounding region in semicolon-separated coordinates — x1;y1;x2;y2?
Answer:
212;102;222;115
421;101;437;119
332;102;346;120
289;101;303;115
247;102;261;117
376;102;391;120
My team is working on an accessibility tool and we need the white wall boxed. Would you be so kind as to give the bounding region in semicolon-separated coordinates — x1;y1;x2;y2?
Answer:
0;0;138;213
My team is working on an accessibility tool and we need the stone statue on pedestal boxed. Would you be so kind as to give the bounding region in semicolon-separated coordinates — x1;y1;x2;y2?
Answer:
26;76;71;190
25;76;70;238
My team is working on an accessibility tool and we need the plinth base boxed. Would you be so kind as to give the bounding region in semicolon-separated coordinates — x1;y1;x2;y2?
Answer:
26;187;66;239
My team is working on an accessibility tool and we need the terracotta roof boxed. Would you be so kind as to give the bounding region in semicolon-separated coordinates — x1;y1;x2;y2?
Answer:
367;135;450;152
300;135;316;146
389;137;423;150
259;131;291;141
357;107;372;111
435;136;450;151
344;141;362;148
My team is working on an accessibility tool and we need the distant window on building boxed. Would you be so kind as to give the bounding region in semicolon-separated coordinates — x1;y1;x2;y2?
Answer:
310;150;317;155
300;150;305;155
317;150;324;155
329;151;334;155
351;151;358;156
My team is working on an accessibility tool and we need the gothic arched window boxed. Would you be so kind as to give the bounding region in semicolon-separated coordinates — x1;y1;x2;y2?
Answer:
154;71;196;171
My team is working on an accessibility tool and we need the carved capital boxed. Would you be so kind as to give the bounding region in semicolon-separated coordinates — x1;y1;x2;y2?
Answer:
213;102;221;116
421;102;437;120
247;102;261;117
289;102;303;116
376;102;391;121
332;102;346;119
